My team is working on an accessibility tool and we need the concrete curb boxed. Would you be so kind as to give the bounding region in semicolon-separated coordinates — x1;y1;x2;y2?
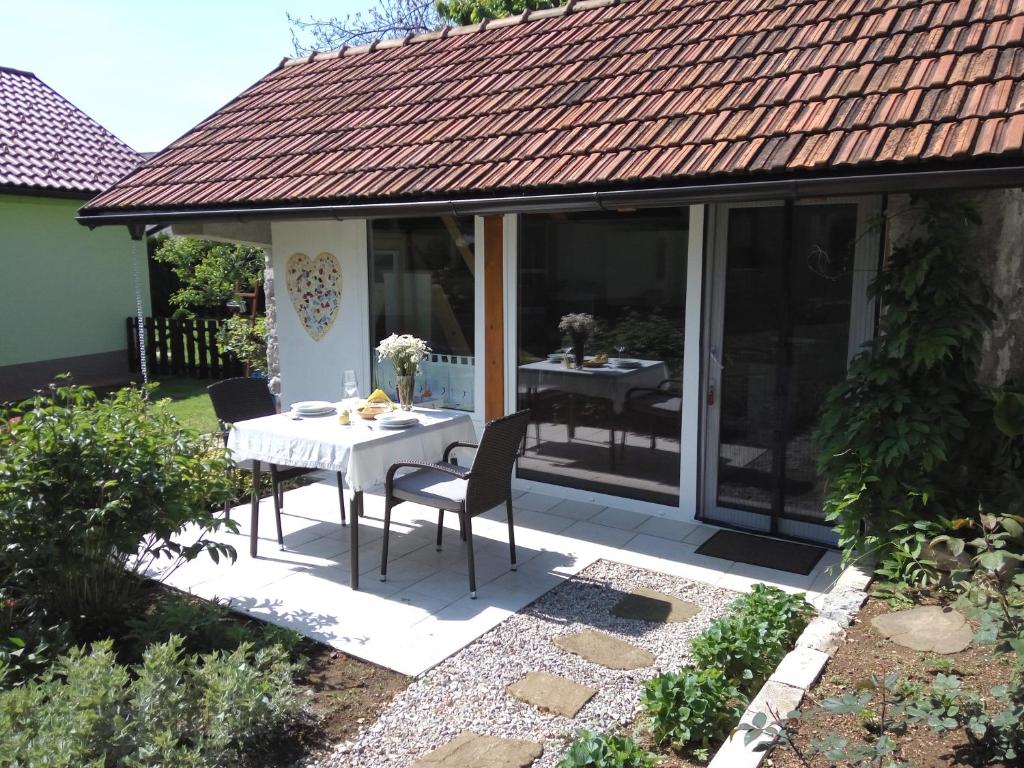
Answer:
706;563;872;768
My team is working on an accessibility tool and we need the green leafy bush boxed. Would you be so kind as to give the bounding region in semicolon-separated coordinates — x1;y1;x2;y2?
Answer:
0;636;304;767
0;593;69;688
217;315;268;372
816;194;1024;578
0;384;237;637
691;585;813;690
557;730;660;768
641;667;744;760
127;592;304;660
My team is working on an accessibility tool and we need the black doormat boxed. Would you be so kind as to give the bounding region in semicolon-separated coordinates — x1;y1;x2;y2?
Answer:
695;530;825;575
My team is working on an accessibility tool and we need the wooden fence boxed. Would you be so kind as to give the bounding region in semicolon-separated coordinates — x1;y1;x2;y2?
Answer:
126;317;244;379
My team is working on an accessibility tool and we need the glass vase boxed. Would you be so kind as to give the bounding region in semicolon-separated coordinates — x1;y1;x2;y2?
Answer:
571;333;586;369
396;374;415;411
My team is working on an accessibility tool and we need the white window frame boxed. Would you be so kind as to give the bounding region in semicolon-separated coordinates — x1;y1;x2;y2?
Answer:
502;207;705;521
700;196;882;544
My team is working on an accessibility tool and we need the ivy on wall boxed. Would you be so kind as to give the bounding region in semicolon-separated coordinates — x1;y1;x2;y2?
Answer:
816;193;1023;570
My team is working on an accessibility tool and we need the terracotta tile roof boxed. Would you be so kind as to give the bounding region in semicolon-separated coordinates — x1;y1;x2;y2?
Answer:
84;0;1024;214
0;66;141;197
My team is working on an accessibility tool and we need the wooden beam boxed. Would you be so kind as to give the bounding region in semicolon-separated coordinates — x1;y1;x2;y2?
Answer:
483;215;505;422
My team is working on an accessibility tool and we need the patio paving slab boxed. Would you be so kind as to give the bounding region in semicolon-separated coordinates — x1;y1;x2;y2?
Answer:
507;671;597;718
411;731;542;768
163;479;838;678
552;629;655;670
611;586;701;623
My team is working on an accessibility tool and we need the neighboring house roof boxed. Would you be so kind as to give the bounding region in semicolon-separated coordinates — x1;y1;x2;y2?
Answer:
0;65;141;197
83;0;1024;216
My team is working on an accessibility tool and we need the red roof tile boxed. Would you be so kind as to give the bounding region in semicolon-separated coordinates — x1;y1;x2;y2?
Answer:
84;0;1024;214
0;66;140;196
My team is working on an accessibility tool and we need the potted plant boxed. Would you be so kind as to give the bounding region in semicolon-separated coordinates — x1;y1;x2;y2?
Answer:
558;313;596;369
376;333;430;410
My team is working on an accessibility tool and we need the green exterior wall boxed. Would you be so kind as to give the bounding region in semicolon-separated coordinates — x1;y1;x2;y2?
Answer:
0;193;149;368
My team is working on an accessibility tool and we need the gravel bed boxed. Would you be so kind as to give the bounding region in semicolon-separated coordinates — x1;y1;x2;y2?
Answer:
315;559;737;768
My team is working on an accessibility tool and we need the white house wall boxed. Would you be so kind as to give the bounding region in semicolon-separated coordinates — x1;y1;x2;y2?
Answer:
270;218;370;408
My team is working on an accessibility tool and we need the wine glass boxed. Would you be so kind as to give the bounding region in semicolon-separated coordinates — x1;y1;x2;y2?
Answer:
342;370;358;410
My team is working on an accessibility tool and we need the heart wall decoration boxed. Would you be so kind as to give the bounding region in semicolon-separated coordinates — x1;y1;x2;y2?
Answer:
285;251;343;341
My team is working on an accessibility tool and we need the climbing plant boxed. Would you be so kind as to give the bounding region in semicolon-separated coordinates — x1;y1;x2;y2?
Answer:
816;193;1023;577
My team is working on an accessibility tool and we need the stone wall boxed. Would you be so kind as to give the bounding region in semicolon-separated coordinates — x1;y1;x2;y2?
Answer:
887;187;1024;387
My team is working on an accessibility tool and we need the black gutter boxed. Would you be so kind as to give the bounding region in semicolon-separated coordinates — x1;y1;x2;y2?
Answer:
76;164;1024;228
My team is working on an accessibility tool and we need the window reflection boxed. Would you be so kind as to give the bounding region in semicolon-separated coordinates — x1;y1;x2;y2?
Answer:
517;209;688;505
369;217;475;411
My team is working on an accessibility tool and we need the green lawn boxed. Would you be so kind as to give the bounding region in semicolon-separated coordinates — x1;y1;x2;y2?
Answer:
151;377;220;435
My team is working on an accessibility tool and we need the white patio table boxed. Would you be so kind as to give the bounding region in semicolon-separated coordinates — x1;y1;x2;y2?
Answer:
227;405;476;590
518;358;669;411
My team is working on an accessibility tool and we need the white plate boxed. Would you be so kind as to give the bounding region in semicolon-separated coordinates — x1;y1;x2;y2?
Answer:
612;359;642;369
377;412;419;426
377;420;418;429
291;400;335;414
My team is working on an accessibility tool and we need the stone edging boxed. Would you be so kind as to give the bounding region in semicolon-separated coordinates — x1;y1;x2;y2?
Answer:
707;561;874;768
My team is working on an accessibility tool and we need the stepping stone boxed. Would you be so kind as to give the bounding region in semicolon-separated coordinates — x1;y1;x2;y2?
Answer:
611;586;701;623
553;629;655;670
412;731;543;768
871;605;972;654
507;671;597;718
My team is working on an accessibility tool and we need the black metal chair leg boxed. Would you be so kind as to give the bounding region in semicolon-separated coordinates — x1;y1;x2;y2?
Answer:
272;480;285;549
380;499;394;581
436;509;444;550
336;472;346;526
506;497;517;571
464;512;477;598
459;512;467;541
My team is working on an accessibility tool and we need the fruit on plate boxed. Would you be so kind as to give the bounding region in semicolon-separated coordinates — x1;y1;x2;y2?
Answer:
357;388;395;419
366;388;394;405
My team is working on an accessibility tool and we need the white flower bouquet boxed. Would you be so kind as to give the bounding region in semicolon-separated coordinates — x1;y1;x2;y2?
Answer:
376;333;430;377
558;312;596;338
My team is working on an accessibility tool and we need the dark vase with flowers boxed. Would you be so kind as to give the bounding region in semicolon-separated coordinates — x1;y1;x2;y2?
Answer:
571;333;587;369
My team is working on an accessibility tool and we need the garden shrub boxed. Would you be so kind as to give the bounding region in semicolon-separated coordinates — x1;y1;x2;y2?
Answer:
0;636;304;767
815;193;1024;580
126;592;305;660
557;730;660;768
690;585;814;690
641;584;812;759
0;384;237;637
641;667;744;760
0;596;69;689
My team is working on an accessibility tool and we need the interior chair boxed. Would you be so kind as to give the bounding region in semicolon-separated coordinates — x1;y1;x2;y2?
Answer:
379;410;530;598
207;377;346;549
619;378;683;457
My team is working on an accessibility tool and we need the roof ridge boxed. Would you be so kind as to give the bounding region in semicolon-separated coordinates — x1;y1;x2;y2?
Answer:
0;64;37;78
279;0;627;68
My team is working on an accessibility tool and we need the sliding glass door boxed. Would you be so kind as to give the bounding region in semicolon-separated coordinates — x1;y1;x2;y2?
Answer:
516;209;689;506
703;200;879;543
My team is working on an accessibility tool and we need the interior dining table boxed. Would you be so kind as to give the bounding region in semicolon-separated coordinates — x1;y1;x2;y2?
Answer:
226;404;477;590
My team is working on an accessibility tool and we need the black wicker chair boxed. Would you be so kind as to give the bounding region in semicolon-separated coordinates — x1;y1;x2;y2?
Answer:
380;410;530;598
207;377;346;549
618;378;683;457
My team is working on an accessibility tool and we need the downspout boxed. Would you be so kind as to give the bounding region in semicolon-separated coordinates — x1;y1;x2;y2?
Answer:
127;223;149;387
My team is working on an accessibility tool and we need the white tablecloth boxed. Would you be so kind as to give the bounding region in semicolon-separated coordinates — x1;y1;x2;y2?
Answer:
227;406;476;492
518;359;670;412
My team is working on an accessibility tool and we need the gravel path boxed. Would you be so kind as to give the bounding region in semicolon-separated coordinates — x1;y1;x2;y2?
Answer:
316;559;737;768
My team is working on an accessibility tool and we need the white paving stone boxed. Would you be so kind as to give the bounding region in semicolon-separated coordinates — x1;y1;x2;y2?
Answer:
796;617;845;655
161;483;835;677
768;647;831;691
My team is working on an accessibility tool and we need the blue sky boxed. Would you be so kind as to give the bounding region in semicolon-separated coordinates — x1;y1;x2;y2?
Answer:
3;0;368;152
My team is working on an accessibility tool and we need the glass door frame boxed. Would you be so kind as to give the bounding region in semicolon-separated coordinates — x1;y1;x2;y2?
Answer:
501;206;706;520
700;196;881;544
